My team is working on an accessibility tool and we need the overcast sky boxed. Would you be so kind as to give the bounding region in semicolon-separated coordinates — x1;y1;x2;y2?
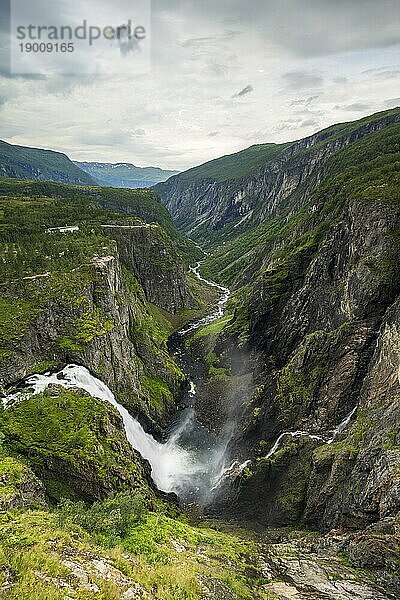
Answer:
0;0;400;170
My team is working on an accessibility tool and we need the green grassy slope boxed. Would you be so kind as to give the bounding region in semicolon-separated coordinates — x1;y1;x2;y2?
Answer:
0;140;96;185
172;142;290;184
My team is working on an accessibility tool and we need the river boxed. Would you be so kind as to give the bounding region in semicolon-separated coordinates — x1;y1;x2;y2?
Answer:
3;262;232;505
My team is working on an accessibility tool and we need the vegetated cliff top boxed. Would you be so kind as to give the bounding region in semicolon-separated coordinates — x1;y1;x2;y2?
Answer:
0;140;96;186
0;177;201;266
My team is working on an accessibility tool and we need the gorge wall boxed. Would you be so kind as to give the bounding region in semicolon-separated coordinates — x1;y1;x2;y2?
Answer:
156;109;400;560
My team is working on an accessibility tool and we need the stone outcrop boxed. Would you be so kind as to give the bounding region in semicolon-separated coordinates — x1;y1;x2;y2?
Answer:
0;242;186;432
2;385;156;503
102;224;195;313
210;190;400;531
0;456;47;510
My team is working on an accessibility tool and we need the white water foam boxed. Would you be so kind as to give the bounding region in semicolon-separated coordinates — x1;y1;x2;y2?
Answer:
4;364;203;494
179;263;230;335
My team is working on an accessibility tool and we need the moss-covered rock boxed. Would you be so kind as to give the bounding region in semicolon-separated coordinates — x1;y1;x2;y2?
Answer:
0;455;46;510
0;386;155;503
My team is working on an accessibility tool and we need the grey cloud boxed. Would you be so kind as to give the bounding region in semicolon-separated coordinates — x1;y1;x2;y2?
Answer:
362;66;391;74
181;31;241;48
282;72;323;90
301;119;318;127
206;61;229;77
78;130;131;146
232;84;253;98
335;103;371;112
376;70;400;79
362;67;400;79
160;0;400;58
385;98;400;108
274;118;302;132
290;96;319;106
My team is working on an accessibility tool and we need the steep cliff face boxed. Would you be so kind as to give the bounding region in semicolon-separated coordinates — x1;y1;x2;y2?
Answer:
304;295;400;530
0;176;206;434
208;210;400;540
102;224;195;313
156;108;400;242
0;242;187;432
172;109;400;543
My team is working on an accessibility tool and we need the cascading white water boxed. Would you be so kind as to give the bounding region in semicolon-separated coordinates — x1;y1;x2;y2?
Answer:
263;406;359;460
5;364;199;493
4;262;233;502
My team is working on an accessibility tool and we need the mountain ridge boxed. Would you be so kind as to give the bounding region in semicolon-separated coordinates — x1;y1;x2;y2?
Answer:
74;160;179;188
0;140;179;189
0;139;96;185
155;107;400;245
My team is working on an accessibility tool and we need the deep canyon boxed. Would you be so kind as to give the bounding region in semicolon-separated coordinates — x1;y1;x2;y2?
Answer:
0;107;400;599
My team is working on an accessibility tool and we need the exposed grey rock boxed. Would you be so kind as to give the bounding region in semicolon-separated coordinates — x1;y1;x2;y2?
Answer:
156;111;400;238
0;460;47;510
102;224;195;313
0;244;184;431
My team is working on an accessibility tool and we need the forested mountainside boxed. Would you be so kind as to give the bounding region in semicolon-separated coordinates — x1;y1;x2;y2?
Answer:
155;108;400;595
1;107;400;600
75;161;179;189
0;141;96;185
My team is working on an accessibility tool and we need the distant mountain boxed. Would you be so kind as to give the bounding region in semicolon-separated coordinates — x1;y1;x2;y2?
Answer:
74;161;179;188
0;140;96;185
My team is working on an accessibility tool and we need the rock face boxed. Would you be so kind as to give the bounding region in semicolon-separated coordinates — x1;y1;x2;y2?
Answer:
304;296;400;531
0;243;186;432
221;189;400;530
155;109;400;239
1;386;156;502
102;224;195;313
209;191;400;531
164;109;400;544
0;456;47;510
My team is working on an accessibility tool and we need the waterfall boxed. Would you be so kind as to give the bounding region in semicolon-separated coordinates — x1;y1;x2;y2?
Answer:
3;262;233;503
264;405;359;460
4;364;196;494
